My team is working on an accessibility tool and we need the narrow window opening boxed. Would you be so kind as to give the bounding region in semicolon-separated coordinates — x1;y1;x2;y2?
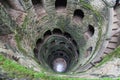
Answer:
33;48;38;53
72;39;77;47
63;56;68;60
84;25;95;40
60;53;64;56
73;9;84;22
32;0;43;6
85;47;93;58
59;42;65;45
32;0;45;18
87;47;93;51
88;25;95;36
55;0;67;13
68;47;72;52
51;40;55;45
77;50;79;55
44;30;52;38
32;0;43;8
53;28;62;34
64;32;72;39
33;48;38;58
55;0;67;9
36;39;43;45
114;0;120;9
54;53;58;56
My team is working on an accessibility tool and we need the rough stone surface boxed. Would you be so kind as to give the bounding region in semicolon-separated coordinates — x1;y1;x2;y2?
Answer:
90;58;120;78
0;0;120;79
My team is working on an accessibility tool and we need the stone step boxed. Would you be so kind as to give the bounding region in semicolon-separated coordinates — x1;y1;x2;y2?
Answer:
112;23;119;30
107;42;117;49
76;63;93;72
104;48;114;54
113;17;119;23
113;10;117;16
109;36;118;43
92;57;103;64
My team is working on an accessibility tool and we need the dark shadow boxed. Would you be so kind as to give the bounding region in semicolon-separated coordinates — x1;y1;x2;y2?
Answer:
55;0;67;9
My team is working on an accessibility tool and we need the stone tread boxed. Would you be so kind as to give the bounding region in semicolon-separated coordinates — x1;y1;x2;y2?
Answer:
103;9;119;54
91;9;120;67
109;36;119;43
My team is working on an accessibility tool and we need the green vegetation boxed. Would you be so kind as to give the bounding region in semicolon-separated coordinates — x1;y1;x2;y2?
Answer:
96;46;120;67
21;15;29;29
79;0;103;66
14;15;29;55
0;53;120;80
0;0;120;79
15;34;28;54
0;54;86;79
0;54;33;78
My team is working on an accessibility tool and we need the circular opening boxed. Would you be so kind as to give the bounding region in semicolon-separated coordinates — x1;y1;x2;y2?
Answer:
35;30;79;73
52;58;67;72
73;9;84;20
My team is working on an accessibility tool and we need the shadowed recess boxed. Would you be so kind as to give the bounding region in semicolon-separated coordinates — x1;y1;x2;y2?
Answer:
55;0;67;9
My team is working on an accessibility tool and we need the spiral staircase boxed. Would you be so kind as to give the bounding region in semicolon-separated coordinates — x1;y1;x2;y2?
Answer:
0;0;120;79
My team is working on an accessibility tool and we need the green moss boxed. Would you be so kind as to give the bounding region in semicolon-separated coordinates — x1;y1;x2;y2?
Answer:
78;0;103;67
21;16;29;29
15;34;27;54
96;46;120;67
0;54;120;79
13;14;29;54
0;55;33;78
80;0;103;51
0;54;36;78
